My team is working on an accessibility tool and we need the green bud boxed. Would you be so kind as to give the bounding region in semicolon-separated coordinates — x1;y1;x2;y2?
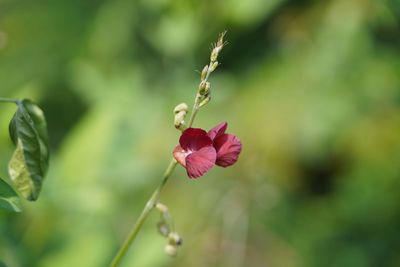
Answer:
168;232;183;246
210;31;226;62
199;93;211;108
199;81;210;96
165;244;177;257
156;202;168;213
209;61;219;72
201;65;208;80
210;49;219;62
198;81;206;90
174;103;188;114
157;221;170;237
174;103;188;130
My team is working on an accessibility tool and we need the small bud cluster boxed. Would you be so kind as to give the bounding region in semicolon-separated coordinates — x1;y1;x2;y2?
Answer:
196;31;227;108
210;31;227;64
155;202;182;257
172;32;227;131
164;232;183;257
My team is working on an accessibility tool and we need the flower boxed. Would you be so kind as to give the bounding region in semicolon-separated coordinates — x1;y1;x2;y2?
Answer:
173;122;242;178
173;128;216;178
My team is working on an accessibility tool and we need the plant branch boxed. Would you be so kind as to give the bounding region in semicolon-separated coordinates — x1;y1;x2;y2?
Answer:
110;31;226;267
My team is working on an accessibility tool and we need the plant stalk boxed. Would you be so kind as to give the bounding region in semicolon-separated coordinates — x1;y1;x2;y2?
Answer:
187;95;201;127
110;159;177;267
0;97;18;104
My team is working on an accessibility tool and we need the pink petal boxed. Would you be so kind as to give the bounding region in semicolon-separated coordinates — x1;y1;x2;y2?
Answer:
207;122;228;140
180;128;212;151
173;145;187;167
185;146;217;178
214;134;242;167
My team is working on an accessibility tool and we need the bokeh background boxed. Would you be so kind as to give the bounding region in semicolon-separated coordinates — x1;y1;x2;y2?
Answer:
1;0;400;266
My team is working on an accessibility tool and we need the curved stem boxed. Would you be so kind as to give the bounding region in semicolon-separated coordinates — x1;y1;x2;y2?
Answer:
110;159;178;267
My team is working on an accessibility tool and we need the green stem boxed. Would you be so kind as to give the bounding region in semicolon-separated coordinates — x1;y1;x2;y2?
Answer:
110;159;177;267
0;97;18;104
187;94;201;127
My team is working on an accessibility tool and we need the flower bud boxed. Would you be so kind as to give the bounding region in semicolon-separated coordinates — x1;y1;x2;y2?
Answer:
198;81;206;90
165;244;177;257
156;202;168;213
201;65;208;80
174;113;186;129
199;81;210;96
174;103;188;130
174;103;188;114
157;221;170;237
210;49;219;63
199;93;211;108
209;61;219;72
168;232;183;246
210;32;226;62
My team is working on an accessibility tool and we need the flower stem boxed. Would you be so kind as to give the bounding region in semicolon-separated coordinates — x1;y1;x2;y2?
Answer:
0;97;18;104
187;95;201;127
110;159;178;267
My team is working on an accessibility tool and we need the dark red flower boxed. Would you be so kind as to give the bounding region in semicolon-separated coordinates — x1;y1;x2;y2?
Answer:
173;128;216;178
173;122;242;178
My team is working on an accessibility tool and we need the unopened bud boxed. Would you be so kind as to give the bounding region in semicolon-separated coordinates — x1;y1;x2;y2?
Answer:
201;65;208;80
165;244;177;257
199;93;211;108
211;46;223;62
205;82;211;92
174;103;188;114
210;44;223;62
168;232;183;246
210;49;219;62
198;81;206;91
174;103;188;130
174;113;186;130
157;221;170;237
199;81;210;96
156;202;168;213
209;61;219;72
210;31;226;62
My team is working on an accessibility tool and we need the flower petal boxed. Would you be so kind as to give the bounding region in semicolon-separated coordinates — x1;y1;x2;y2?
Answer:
207;122;228;140
173;145;187;167
185;146;217;178
214;134;242;167
180;128;212;151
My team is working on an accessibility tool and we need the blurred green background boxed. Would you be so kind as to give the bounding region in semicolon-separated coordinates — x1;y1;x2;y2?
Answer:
1;0;400;266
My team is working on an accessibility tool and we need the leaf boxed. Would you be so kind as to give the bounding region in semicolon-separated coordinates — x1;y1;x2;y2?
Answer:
0;177;21;212
8;99;49;201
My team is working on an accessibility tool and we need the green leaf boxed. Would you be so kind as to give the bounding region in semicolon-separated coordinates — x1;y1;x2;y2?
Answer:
0;177;21;212
8;99;49;201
